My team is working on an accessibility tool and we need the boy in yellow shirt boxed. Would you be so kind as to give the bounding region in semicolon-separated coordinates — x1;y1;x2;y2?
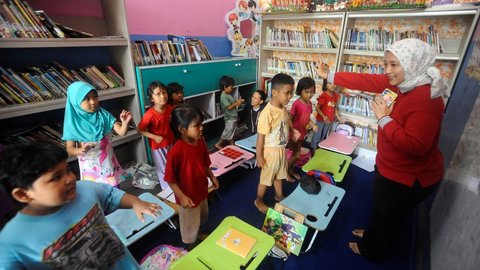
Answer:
254;73;300;213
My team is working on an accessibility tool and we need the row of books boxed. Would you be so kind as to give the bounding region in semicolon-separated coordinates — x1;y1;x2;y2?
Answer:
0;61;125;107
332;120;378;147
0;122;64;149
263;0;310;12
0;0;93;38
338;92;375;117
266;58;321;79
344;26;443;53
343;61;385;74
132;36;213;66
265;26;339;49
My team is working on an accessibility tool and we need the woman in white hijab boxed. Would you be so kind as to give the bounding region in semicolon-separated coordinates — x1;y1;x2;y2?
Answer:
316;38;446;260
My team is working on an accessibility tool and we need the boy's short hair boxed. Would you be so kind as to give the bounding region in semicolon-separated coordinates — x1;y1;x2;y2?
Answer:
296;77;316;96
0;142;68;202
271;73;294;91
219;75;235;91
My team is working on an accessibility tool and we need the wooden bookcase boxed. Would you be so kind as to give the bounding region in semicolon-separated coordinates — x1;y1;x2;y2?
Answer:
0;0;147;164
258;6;479;150
135;57;257;161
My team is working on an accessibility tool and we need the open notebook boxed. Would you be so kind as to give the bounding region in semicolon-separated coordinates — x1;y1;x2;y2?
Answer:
216;227;257;258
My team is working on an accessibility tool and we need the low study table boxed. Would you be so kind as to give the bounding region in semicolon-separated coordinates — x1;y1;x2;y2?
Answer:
106;192;175;246
170;216;274;270
279;182;345;252
209;145;255;177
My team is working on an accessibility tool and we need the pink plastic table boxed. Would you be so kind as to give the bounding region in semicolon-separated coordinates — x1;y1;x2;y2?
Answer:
318;131;360;155
209;145;255;177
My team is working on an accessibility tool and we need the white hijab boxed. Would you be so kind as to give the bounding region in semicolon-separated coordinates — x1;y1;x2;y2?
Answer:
385;38;447;99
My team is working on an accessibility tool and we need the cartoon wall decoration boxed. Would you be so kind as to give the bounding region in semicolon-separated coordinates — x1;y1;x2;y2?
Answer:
225;0;262;57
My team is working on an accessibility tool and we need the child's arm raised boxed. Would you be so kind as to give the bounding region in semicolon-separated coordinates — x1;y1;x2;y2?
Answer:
168;182;195;208
66;140;94;156
113;110;132;136
119;193;162;223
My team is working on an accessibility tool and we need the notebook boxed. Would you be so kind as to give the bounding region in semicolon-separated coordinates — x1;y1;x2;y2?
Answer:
216;227;257;258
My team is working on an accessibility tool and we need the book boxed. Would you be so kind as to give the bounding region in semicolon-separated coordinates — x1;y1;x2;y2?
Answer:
56;23;93;38
381;88;397;107
216;227;256;258
34;10;65;38
261;207;308;256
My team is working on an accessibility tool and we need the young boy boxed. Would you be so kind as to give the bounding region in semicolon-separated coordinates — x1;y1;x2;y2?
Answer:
215;75;244;150
254;73;300;213
0;142;161;269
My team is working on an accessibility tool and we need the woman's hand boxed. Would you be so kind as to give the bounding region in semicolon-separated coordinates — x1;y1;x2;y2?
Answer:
371;95;394;120
315;60;329;79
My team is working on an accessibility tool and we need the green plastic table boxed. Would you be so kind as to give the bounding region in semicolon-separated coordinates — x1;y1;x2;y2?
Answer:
170;216;274;270
302;148;352;182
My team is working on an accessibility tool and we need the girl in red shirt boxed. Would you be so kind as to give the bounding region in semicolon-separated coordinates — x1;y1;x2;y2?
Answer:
137;81;175;190
164;105;219;247
310;80;344;149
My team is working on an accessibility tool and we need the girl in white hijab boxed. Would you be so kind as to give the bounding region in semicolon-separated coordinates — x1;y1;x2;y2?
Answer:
316;38;446;260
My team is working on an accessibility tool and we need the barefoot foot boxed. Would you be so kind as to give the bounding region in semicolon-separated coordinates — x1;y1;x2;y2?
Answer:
349;242;361;255
352;229;365;238
254;199;268;214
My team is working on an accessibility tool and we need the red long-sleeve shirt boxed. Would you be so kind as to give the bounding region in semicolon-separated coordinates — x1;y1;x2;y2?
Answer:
334;72;444;187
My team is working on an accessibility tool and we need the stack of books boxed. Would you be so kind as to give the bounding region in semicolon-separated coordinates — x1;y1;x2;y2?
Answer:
0;0;93;38
132;35;213;66
344;25;443;53
266;26;339;49
0;61;125;107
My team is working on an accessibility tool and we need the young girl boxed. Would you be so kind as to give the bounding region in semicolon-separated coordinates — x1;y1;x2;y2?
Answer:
288;77;318;180
167;82;184;107
137;81;175;190
310;79;344;149
164;104;219;248
243;90;267;138
62;81;131;186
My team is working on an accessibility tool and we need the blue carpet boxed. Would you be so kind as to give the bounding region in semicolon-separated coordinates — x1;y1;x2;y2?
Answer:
129;164;415;269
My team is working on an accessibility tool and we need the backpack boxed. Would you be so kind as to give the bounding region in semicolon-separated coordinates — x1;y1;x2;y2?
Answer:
307;169;335;185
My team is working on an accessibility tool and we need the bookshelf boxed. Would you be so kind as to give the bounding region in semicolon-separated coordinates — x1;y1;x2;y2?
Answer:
135;57;257;161
258;7;479;150
0;0;147;165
